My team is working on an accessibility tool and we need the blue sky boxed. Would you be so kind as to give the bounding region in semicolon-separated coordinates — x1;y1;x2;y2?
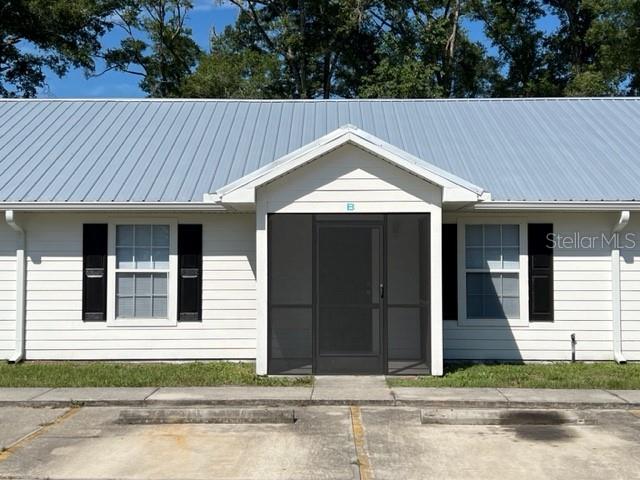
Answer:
38;1;558;98
40;1;239;98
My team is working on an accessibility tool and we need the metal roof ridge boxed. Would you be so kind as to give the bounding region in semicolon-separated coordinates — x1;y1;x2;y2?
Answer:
2;97;639;103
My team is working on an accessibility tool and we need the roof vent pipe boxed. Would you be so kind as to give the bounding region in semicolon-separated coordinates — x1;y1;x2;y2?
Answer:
611;210;630;364
5;210;26;363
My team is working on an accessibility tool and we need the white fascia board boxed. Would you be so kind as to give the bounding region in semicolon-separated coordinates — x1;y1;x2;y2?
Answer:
0;202;228;212
214;125;485;204
442;187;481;202
219;189;256;204
473;201;640;211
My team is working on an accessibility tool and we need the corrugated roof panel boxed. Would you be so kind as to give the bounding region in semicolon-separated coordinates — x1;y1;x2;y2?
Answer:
274;102;295;162
218;102;254;187
0;101;38;138
0;102;87;200
20;102;119;201
289;102;305;152
0;102;68;179
63;102;145;201
103;102;181;201
139;102;202;201
79;102;156;201
200;102;240;194
242;102;274;177
1;98;640;202
159;102;210;201
255;102;278;172
300;101;316;146
212;102;249;189
178;102;226;201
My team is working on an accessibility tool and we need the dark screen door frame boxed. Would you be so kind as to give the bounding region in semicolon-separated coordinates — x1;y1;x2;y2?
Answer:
267;213;430;375
313;217;385;374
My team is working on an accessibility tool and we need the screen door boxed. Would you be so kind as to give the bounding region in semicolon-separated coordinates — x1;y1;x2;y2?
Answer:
315;221;383;374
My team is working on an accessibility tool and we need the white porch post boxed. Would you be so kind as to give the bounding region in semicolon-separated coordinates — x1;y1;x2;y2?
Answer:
430;206;444;376
255;192;269;375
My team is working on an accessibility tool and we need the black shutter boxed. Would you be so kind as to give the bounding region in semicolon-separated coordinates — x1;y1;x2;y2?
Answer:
82;224;108;321
442;224;458;320
528;223;554;321
178;224;202;322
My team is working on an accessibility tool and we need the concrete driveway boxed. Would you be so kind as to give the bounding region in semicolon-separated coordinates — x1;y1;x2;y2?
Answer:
1;406;640;480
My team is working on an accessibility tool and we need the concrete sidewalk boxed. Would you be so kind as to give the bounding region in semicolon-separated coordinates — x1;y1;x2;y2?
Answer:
1;376;640;409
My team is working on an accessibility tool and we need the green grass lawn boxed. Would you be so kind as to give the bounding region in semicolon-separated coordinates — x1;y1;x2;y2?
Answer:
0;361;311;387
388;362;640;389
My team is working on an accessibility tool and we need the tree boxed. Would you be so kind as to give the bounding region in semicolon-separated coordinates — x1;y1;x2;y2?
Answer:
474;0;640;96
202;0;380;99
470;0;554;96
0;0;119;97
185;0;498;99
614;0;640;95
360;0;498;97
546;0;640;96
5;0;637;99
181;27;284;98
102;0;200;97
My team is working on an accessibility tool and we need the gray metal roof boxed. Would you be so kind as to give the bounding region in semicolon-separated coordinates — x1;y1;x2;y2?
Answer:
0;98;639;203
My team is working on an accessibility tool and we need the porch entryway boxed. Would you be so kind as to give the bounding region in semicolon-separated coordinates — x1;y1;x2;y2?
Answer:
268;213;430;375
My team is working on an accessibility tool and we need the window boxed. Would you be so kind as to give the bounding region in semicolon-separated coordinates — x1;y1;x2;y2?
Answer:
115;225;169;319
464;224;520;320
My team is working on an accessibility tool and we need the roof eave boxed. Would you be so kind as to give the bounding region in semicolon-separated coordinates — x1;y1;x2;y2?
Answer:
0;202;229;212
472;201;640;211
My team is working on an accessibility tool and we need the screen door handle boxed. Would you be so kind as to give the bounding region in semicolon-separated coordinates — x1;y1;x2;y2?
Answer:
379;283;384;299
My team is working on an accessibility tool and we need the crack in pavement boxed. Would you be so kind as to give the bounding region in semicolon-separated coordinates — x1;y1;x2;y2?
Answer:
0;406;81;463
350;406;373;480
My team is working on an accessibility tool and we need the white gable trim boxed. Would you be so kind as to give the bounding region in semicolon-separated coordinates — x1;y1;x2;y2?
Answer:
206;125;488;205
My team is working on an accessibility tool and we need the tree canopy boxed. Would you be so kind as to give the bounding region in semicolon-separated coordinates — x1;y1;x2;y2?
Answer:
0;0;119;97
1;0;639;98
184;0;640;98
102;0;200;97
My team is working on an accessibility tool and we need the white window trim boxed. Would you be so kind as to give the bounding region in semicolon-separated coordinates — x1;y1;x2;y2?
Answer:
106;218;178;327
457;219;529;327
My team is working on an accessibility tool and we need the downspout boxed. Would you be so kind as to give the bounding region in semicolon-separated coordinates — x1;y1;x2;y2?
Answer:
611;210;629;364
5;210;26;363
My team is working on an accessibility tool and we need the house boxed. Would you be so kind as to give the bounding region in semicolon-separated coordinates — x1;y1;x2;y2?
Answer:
0;98;639;375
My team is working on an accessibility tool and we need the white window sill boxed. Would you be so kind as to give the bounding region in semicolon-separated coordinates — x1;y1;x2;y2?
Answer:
457;318;528;328
107;318;177;328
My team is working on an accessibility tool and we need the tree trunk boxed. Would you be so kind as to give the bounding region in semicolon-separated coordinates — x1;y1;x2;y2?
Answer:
323;51;331;98
444;0;460;97
298;0;307;98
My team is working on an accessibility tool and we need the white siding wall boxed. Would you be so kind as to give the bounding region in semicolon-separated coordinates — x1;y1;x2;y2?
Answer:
0;221;16;359
443;212;618;361
3;180;636;363
21;212;256;360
